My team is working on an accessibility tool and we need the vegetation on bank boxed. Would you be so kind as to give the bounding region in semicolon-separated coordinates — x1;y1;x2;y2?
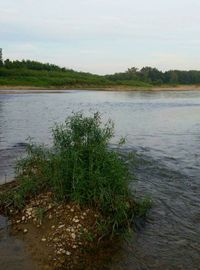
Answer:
1;59;200;88
0;113;151;237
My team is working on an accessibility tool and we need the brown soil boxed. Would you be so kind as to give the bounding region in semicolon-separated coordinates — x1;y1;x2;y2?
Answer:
0;84;200;93
8;192;102;269
0;185;121;270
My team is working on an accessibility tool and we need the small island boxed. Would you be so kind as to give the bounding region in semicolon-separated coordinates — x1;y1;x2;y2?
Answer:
0;112;151;269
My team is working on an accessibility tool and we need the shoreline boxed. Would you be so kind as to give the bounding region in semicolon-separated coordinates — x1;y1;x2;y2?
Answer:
0;84;200;93
0;182;120;270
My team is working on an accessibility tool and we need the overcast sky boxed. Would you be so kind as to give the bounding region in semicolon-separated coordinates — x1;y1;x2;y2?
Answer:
1;0;200;74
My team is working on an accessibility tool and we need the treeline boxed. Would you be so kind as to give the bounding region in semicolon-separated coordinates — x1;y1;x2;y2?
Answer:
0;59;111;87
0;59;200;87
1;59;68;72
106;67;200;85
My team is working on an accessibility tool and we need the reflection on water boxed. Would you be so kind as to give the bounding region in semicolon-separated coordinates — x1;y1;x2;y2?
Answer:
0;89;200;269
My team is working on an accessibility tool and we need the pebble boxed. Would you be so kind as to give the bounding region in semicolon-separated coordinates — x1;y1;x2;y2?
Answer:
71;233;76;240
23;229;28;234
53;237;59;242
58;224;65;229
57;248;66;255
41;238;47;242
73;218;79;223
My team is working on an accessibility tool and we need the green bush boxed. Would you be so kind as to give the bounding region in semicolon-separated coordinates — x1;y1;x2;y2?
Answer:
7;112;150;235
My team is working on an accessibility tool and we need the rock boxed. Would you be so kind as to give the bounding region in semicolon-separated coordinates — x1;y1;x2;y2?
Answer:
57;248;66;255
71;233;76;240
23;229;28;234
66;251;71;256
53;237;59;242
41;238;47;242
58;224;65;229
73;218;79;223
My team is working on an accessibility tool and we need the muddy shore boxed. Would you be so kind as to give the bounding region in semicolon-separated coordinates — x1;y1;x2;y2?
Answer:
0;182;122;270
0;84;200;93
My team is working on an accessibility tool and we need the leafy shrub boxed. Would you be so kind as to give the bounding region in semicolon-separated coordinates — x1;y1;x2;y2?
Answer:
7;113;150;235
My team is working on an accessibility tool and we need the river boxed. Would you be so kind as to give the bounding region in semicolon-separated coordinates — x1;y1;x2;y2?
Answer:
0;89;200;269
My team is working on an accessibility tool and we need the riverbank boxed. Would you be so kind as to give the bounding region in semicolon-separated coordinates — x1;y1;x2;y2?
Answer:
0;84;200;93
0;182;120;270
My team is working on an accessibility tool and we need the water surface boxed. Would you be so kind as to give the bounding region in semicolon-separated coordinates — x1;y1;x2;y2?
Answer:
0;89;200;269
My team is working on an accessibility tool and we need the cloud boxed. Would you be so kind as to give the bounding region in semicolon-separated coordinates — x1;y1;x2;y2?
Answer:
1;0;200;73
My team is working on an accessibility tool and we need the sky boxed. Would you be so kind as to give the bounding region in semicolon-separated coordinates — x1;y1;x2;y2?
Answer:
1;0;200;74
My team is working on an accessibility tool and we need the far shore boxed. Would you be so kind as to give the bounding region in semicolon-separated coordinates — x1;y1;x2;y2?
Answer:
0;84;200;94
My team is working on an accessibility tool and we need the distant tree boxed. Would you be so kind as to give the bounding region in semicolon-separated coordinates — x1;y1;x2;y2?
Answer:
164;71;179;84
0;49;3;67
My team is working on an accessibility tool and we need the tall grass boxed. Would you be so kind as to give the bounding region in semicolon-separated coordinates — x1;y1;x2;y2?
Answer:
2;113;150;235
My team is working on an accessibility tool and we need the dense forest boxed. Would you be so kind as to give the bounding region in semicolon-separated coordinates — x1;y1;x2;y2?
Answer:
0;59;200;88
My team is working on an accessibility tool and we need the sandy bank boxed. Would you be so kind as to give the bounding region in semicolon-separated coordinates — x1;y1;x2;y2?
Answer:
0;84;200;94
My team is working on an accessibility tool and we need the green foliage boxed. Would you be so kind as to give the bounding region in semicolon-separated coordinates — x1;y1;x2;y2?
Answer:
134;197;152;218
35;207;46;224
0;60;112;87
106;66;200;85
2;113;150;235
1;59;200;88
